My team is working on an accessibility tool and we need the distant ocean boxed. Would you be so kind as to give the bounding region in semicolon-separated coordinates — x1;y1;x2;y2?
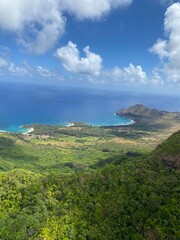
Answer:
0;81;180;133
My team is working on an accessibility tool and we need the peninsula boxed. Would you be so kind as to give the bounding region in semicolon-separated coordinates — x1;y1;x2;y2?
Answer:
116;104;180;131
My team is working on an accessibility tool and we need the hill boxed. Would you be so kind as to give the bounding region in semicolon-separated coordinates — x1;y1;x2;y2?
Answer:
117;104;168;118
117;104;180;119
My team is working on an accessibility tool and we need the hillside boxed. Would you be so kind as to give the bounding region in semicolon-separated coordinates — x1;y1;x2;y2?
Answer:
0;127;179;239
151;130;180;169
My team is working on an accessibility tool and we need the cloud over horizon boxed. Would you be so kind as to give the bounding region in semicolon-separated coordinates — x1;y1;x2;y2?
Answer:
105;64;148;85
56;41;150;85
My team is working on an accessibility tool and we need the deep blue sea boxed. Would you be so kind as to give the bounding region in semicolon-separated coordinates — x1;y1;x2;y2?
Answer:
0;81;180;133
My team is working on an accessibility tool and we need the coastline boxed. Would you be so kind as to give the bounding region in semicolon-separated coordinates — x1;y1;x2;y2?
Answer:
22;127;34;134
0;126;35;134
66;118;135;128
66;122;75;127
96;114;135;127
0;130;7;133
0;115;135;133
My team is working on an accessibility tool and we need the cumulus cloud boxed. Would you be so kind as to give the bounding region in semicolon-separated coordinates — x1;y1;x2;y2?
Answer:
56;42;158;86
150;69;164;85
0;0;132;54
150;2;180;83
123;64;147;84
60;0;132;19
105;63;147;84
55;41;103;75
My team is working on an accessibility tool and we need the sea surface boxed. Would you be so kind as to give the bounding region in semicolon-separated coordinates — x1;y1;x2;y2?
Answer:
0;81;180;133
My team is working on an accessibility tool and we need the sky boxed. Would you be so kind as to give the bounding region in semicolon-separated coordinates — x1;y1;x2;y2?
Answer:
0;0;180;94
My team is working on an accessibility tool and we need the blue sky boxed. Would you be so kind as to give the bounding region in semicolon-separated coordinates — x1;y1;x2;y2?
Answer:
0;0;180;93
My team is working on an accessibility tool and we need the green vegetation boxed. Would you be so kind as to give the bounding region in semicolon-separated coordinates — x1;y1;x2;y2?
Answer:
151;130;180;169
0;125;179;239
0;127;149;174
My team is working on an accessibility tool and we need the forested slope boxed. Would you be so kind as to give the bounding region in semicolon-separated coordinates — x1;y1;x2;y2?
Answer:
0;131;179;239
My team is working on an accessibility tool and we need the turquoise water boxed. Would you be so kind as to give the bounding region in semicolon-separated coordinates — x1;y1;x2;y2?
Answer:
0;126;32;134
84;115;134;127
0;82;179;133
1;115;134;133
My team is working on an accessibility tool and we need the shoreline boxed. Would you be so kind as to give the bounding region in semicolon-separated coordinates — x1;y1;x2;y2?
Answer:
0;130;7;133
0;121;135;133
66;122;75;127
0;115;135;133
22;127;34;135
65;119;135;128
0;127;34;134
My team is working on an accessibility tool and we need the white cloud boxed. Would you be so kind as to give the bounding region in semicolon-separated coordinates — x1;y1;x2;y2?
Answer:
105;63;147;84
55;41;103;75
150;39;168;60
17;14;65;55
56;42;155;86
150;2;180;83
0;47;60;79
123;64;147;84
0;46;61;79
36;66;56;77
0;0;132;54
60;0;132;19
8;63;30;76
150;69;164;85
0;0;65;54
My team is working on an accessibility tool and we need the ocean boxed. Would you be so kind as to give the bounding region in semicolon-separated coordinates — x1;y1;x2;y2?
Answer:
0;81;180;133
